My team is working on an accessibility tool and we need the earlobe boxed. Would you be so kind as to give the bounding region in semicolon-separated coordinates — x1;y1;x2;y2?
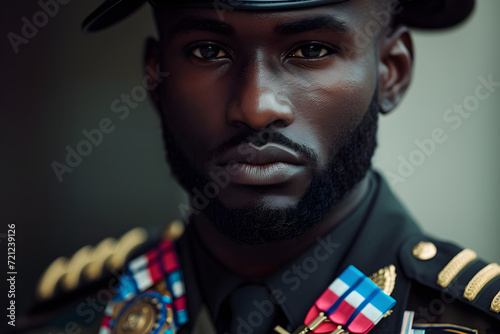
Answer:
378;26;414;114
143;37;162;111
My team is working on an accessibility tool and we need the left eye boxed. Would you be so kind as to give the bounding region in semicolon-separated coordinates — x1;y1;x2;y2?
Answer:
191;45;227;60
290;44;331;58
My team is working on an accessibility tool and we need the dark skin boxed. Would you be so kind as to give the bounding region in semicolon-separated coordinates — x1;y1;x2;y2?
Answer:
145;0;413;277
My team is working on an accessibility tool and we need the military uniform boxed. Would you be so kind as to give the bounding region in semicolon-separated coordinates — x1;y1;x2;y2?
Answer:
13;0;500;333
14;172;500;333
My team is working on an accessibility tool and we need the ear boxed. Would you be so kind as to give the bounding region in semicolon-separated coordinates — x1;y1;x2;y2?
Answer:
377;25;414;114
143;37;162;111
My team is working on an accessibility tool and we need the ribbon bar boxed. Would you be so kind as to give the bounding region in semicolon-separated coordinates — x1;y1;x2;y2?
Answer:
276;266;396;334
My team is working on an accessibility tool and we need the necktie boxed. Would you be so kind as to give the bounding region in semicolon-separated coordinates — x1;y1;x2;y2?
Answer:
216;283;287;334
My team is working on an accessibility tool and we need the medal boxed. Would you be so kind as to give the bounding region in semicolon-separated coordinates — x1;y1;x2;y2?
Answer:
275;265;397;334
99;240;188;334
114;291;174;334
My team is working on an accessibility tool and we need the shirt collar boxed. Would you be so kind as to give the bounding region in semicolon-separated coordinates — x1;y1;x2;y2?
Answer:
189;229;246;320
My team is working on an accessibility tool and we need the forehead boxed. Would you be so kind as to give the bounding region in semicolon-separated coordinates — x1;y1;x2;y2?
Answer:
154;0;375;38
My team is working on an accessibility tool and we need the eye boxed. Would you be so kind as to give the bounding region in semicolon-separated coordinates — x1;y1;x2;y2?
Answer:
191;44;228;60
290;43;333;59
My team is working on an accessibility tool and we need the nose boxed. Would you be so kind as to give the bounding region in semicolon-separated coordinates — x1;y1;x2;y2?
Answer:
226;58;294;131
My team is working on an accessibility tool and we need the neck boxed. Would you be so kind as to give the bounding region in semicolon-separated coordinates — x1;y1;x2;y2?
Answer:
192;172;371;278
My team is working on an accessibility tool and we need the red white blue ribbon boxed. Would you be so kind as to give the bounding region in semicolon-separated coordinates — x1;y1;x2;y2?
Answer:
99;239;188;333
304;265;396;334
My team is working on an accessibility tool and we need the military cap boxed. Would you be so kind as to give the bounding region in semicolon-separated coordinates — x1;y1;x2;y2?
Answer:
82;0;475;33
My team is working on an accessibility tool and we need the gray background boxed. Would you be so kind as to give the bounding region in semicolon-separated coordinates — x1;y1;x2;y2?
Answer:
1;0;499;318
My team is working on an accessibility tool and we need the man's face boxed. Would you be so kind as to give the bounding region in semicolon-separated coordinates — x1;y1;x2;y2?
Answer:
149;1;403;243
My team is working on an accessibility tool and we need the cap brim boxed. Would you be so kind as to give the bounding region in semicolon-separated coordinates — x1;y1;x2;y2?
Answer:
395;0;475;29
82;0;147;33
82;0;475;33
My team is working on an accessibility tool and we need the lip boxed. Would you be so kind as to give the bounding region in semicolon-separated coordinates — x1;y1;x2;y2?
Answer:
215;143;307;185
218;142;304;166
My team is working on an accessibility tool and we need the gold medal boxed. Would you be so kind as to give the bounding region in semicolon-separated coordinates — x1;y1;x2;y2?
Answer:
113;290;175;334
116;300;156;334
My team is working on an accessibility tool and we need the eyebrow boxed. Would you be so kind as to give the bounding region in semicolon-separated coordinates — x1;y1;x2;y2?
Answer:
274;16;350;35
167;17;235;39
166;15;349;40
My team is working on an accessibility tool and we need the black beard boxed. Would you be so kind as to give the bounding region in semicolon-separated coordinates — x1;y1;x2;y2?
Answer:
160;92;379;245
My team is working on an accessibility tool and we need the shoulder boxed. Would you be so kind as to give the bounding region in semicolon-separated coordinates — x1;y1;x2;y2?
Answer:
11;221;184;334
398;236;500;330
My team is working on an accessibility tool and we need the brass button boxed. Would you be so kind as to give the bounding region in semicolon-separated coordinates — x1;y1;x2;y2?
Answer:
162;220;185;241
412;241;437;261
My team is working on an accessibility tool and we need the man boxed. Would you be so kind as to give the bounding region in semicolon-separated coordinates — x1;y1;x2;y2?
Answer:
14;0;500;333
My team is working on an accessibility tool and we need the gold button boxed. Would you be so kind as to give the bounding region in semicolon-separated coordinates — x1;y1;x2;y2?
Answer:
412;241;437;261
162;220;185;241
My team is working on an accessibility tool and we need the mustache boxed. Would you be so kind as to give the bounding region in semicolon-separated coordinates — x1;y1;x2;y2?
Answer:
208;130;318;163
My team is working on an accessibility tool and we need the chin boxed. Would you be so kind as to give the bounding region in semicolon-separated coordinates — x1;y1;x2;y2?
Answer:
215;185;306;211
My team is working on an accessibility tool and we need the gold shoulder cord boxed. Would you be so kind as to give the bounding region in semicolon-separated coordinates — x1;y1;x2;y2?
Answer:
463;263;500;301
491;291;500;313
36;227;147;300
436;249;477;288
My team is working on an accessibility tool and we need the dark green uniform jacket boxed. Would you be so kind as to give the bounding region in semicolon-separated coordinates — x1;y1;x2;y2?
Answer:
13;172;500;333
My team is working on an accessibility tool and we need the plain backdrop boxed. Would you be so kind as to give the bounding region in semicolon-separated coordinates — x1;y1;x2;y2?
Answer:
1;0;499;318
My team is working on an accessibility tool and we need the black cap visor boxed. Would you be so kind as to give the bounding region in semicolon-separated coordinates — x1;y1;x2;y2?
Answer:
82;0;475;33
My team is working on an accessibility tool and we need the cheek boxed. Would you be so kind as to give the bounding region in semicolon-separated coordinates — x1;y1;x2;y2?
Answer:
159;67;227;158
290;59;377;161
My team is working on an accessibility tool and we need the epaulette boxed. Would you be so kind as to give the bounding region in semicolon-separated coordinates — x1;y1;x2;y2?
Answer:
399;237;500;322
18;221;185;331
